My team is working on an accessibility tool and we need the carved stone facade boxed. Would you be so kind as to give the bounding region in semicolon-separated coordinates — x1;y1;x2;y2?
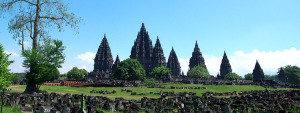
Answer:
93;34;114;73
218;52;232;79
151;37;166;69
130;23;153;73
189;41;207;70
278;67;288;83
112;55;120;73
252;60;265;82
167;47;181;76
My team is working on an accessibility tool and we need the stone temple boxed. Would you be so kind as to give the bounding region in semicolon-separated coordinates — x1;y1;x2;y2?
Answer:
218;51;232;79
167;47;181;76
93;34;114;73
130;23;153;73
278;67;288;83
252;60;265;82
189;41;207;70
151;36;167;68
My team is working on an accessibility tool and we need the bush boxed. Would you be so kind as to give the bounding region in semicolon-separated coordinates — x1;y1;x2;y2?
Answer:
150;67;172;79
225;73;242;81
244;73;253;80
113;58;146;81
67;67;88;80
187;66;210;79
143;78;157;87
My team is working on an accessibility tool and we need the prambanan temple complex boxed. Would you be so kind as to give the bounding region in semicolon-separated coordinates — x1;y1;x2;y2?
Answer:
88;23;289;84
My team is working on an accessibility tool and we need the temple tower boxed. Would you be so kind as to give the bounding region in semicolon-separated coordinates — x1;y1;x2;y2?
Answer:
151;36;167;69
130;23;153;73
93;34;114;73
252;60;265;82
218;51;232;79
189;41;207;70
167;47;181;76
112;55;120;73
278;67;288;83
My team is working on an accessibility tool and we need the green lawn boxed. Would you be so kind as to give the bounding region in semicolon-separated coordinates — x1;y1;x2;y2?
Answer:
9;84;291;100
0;105;22;113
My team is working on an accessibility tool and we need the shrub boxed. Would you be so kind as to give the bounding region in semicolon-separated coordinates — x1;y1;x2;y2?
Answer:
244;73;253;80
187;66;210;79
150;67;172;79
225;73;242;81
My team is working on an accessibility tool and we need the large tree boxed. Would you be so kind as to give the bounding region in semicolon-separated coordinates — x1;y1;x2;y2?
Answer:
67;67;88;80
1;0;81;93
1;0;81;49
113;58;146;81
22;38;65;93
284;65;300;85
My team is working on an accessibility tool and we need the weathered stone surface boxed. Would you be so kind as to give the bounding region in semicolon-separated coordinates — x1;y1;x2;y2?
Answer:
189;41;206;70
93;34;114;73
167;47;181;76
112;55;120;73
253;60;265;82
278;67;288;83
218;51;232;79
130;23;153;73
151;36;166;69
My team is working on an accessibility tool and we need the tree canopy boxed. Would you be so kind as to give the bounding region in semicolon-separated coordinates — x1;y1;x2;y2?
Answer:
113;58;146;81
22;38;65;92
150;67;172;79
284;65;300;85
225;73;242;81
0;43;14;90
244;73;253;80
1;0;81;49
187;66;210;79
67;67;88;80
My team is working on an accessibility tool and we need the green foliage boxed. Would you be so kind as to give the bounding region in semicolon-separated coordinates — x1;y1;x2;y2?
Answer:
0;43;14;90
225;73;242;81
244;73;253;80
48;68;60;81
284;65;300;85
60;73;67;77
187;66;210;79
265;75;278;81
113;58;146;81
150;67;172;79
22;38;65;90
67;67;88;80
143;78;157;87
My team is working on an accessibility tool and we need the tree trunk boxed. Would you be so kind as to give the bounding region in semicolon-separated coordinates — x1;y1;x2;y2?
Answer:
24;78;38;93
25;0;40;93
32;0;40;49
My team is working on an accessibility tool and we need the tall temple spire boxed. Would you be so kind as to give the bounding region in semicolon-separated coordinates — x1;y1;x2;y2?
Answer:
130;23;153;73
112;55;120;73
189;41;207;70
151;36;166;69
167;47;181;76
218;51;232;79
278;67;288;83
93;34;114;73
252;60;265;82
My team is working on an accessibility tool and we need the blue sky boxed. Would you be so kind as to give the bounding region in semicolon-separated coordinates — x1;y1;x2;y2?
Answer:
1;0;300;76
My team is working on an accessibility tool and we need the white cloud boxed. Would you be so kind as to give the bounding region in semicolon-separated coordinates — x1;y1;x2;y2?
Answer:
4;51;19;57
178;47;300;77
77;52;96;63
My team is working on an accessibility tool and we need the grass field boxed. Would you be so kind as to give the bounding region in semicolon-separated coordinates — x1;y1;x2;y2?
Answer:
0;105;22;113
9;84;291;100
